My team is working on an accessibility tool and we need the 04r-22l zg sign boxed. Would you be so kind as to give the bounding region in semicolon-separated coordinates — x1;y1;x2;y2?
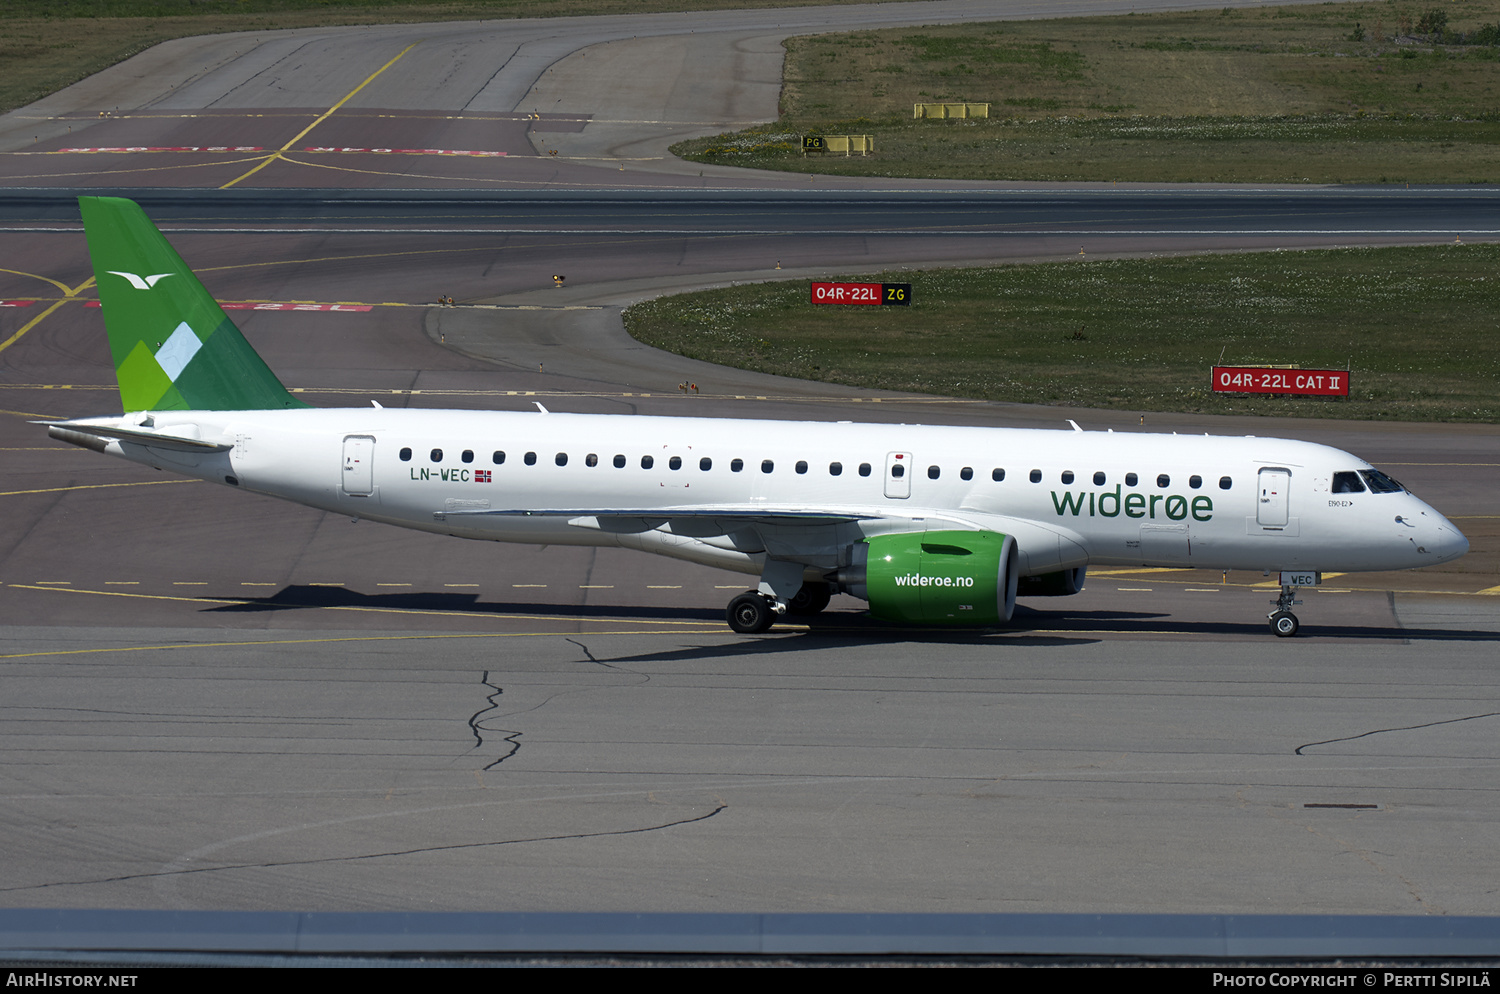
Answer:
810;282;912;306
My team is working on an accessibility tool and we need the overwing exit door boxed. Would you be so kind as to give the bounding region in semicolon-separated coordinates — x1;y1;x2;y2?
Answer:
885;451;911;499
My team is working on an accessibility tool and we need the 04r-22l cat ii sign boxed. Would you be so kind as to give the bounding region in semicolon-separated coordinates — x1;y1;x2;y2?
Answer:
44;198;1468;637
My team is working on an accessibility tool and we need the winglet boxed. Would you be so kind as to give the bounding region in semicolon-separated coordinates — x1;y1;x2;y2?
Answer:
79;196;308;412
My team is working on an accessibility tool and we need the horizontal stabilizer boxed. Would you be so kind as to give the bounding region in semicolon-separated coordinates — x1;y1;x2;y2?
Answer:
45;422;232;453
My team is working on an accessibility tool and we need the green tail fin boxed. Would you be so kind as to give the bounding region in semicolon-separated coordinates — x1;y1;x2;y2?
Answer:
79;196;309;412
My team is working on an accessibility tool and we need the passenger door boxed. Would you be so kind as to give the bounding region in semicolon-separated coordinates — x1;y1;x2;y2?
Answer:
1257;467;1290;527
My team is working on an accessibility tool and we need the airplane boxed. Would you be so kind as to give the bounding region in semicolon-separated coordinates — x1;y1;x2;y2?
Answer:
43;196;1469;637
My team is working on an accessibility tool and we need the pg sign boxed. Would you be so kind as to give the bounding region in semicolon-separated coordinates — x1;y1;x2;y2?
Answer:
1212;366;1350;397
810;282;912;306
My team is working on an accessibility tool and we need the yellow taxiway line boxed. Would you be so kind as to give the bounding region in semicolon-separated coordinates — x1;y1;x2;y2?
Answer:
218;42;419;190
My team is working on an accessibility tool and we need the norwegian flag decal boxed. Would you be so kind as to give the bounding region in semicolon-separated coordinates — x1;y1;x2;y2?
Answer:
475;470;492;483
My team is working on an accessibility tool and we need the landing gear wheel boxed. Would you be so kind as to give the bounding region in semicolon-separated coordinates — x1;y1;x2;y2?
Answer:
727;592;776;634
787;581;832;616
1269;610;1300;638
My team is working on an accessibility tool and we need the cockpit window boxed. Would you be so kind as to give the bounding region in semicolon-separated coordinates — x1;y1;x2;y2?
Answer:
1331;471;1366;494
1360;469;1406;494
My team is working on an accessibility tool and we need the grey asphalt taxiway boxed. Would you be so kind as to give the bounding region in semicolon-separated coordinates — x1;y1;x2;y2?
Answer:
3;0;1500;919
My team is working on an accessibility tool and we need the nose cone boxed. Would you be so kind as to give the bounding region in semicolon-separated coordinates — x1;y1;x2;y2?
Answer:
1412;506;1469;565
1431;517;1470;564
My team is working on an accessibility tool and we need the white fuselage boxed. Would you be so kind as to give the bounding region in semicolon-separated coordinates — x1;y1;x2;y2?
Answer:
90;408;1470;583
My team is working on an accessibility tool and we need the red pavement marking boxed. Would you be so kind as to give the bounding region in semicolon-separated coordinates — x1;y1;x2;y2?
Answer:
302;147;506;157
50;146;506;158
57;146;265;153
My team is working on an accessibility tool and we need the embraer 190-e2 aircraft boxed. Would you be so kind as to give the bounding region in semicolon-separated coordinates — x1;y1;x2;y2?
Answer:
45;197;1469;637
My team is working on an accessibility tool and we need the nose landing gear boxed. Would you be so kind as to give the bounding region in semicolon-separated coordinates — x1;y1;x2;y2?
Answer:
1268;582;1303;637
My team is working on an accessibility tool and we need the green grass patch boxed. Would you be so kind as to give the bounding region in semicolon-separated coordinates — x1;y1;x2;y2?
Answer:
675;0;1500;183
623;244;1500;423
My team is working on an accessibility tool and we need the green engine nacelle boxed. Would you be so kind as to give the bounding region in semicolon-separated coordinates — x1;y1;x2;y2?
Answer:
857;529;1019;625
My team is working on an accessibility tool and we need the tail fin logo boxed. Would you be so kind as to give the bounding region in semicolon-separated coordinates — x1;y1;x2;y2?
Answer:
154;322;203;381
108;271;175;290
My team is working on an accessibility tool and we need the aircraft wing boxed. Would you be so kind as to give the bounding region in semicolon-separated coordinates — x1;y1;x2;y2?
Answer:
439;506;878;526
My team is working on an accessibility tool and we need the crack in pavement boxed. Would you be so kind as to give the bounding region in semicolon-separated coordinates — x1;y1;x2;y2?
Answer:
4;803;727;895
1296;711;1500;755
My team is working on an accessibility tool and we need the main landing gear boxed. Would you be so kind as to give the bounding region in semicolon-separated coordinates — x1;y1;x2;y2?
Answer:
1268;582;1303;638
727;591;779;634
726;581;832;634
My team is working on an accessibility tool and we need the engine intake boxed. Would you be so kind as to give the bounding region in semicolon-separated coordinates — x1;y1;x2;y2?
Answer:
1017;567;1088;597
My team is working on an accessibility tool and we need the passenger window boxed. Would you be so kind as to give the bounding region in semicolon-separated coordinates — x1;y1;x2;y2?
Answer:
960;467;973;481
1029;469;1041;483
992;468;1005;482
669;456;682;470
829;462;843;476
524;451;536;466
492;451;506;465
859;463;872;477
700;457;712;471
1157;474;1170;488
399;447;412;462
641;455;654;469
1189;475;1202;489
613;454;625;468
1219;476;1233;490
1061;470;1074;484
1332;471;1366;494
461;450;474;464
1126;473;1138;487
762;459;774;474
927;465;940;480
731;458;744;472
1093;471;1106;486
891;464;905;479
430;448;443;462
796;461;808;474
555;453;568;467
586;453;598;467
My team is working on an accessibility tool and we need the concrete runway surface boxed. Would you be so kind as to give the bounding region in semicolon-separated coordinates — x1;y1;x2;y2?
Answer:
2;0;1499;916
